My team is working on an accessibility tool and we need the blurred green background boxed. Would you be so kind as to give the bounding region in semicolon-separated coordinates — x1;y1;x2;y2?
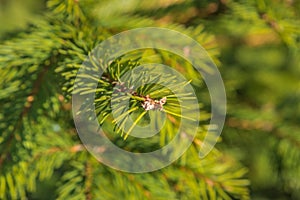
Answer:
0;0;299;199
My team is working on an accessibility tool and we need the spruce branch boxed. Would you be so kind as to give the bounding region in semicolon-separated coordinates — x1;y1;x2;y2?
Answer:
0;0;258;198
227;117;300;149
0;54;55;167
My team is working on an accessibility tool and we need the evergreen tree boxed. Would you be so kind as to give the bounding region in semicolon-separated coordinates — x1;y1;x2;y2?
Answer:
0;0;299;199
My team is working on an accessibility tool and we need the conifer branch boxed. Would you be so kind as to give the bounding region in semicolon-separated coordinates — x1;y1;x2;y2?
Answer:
0;55;54;167
227;117;300;149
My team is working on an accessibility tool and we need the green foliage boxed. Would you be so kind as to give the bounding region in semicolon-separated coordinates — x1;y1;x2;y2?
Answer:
0;0;299;199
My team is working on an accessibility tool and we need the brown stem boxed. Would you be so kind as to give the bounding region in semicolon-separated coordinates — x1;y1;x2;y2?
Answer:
84;161;93;200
